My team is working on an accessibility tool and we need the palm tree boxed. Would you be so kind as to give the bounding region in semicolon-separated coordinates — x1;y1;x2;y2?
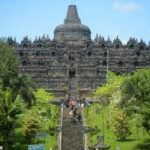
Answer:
10;74;36;106
0;41;36;106
0;90;22;150
0;42;18;86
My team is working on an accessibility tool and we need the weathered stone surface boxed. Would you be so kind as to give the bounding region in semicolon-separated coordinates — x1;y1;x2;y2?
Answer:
54;5;91;44
8;5;150;98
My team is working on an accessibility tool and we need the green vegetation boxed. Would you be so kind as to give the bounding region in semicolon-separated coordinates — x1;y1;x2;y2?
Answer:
122;69;150;134
0;90;23;150
85;104;149;150
14;89;59;150
0;41;60;150
85;69;150;150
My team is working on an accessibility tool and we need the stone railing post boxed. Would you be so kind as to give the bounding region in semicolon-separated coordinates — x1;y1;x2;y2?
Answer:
58;103;63;150
82;108;89;150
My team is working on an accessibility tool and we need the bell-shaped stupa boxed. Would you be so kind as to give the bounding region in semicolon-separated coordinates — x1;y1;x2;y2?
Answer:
54;5;91;43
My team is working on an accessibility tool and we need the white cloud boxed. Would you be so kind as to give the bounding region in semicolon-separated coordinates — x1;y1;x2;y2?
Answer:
113;0;142;13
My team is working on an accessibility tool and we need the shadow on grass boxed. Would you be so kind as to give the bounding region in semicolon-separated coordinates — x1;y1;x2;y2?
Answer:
135;139;150;150
114;138;137;142
119;139;136;142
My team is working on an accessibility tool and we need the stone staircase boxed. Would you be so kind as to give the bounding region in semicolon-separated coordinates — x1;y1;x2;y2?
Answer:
61;108;84;150
69;90;78;99
69;77;79;99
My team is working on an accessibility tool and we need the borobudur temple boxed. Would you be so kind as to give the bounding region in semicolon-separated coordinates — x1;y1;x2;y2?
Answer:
7;5;150;98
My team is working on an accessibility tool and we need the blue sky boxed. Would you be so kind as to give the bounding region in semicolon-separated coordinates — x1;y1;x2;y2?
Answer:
0;0;150;44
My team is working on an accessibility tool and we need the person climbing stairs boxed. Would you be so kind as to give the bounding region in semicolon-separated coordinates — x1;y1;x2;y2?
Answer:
61;107;84;150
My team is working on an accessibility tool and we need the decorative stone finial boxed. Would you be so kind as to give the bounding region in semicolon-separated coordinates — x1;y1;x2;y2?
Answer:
64;5;81;24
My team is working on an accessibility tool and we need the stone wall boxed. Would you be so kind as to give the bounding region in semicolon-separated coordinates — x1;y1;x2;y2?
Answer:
7;36;150;98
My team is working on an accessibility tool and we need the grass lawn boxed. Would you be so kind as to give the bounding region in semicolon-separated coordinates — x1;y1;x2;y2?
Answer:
84;104;150;150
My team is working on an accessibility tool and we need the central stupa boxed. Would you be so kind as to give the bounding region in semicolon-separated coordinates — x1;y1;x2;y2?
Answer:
54;5;91;43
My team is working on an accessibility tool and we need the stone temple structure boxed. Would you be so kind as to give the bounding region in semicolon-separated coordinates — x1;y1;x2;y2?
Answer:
8;5;150;98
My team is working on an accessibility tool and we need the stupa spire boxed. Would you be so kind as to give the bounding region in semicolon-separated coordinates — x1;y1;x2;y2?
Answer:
54;5;91;42
64;5;81;24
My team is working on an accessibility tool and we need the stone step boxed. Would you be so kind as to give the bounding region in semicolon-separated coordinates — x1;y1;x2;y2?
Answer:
62;108;84;150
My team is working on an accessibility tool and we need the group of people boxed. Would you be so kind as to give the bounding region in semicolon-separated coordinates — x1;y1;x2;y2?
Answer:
66;97;82;125
61;96;92;125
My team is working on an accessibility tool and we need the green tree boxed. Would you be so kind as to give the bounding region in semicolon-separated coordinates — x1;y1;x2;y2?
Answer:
93;71;124;105
34;89;58;131
0;41;35;106
23;88;58;144
121;69;150;133
34;88;54;104
23;114;40;144
141;102;150;134
11;74;36;106
0;40;37;149
121;69;150;105
0;41;18;88
107;106;130;140
0;90;23;150
93;71;126;139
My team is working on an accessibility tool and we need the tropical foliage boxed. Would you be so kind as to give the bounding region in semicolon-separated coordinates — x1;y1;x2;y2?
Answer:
122;69;150;134
86;69;150;148
0;41;18;89
94;71;124;105
23;115;40;143
0;41;59;149
106;106;130;140
0;90;23;150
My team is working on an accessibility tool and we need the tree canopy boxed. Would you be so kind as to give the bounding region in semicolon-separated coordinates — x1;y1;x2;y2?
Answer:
0;41;18;88
93;69;150;137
